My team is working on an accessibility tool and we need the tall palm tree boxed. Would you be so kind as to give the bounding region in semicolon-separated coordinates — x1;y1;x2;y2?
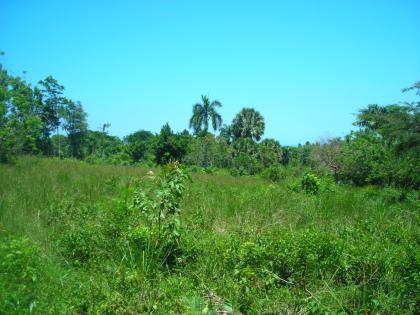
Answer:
189;95;222;135
232;108;265;141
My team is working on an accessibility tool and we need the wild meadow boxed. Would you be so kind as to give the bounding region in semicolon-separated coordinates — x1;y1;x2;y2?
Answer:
1;157;418;314
1;46;419;314
3;1;420;312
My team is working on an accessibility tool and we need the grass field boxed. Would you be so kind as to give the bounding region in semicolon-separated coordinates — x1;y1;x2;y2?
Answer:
0;157;419;314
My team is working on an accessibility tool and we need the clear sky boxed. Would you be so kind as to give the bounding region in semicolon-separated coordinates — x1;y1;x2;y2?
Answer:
1;0;419;145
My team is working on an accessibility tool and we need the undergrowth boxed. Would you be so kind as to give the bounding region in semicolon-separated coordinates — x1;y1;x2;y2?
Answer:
0;157;419;314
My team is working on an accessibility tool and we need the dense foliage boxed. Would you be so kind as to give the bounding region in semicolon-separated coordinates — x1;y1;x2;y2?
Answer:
1;59;418;189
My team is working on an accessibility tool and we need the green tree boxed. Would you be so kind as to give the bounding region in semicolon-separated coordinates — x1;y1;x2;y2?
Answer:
257;138;282;168
124;130;155;163
231;153;263;176
355;103;419;154
7;74;44;155
38;76;66;157
0;60;47;160
338;131;391;186
230;138;263;175
184;133;232;168
232;108;265;141
311;138;343;177
219;124;234;144
232;138;259;157
351;94;420;188
189;95;222;135
0;63;13;162
281;146;291;166
50;134;69;158
63;100;88;158
155;123;190;165
298;142;313;166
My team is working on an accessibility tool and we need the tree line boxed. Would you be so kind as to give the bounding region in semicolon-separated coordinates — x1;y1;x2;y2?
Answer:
1;59;419;188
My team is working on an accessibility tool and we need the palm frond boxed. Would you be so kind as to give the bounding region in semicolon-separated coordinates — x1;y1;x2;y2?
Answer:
211;112;223;131
402;81;420;95
189;103;204;131
211;100;222;108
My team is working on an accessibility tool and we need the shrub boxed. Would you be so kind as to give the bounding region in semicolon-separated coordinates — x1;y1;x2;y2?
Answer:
301;172;321;194
231;154;263;176
128;161;191;267
0;237;42;313
84;154;103;164
59;224;100;265
261;166;285;182
106;152;132;165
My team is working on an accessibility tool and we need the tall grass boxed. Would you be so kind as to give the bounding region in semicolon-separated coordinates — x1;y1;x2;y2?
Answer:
0;157;419;314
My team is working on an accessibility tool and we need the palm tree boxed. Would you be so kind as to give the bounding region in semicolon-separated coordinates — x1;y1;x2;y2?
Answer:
189;95;222;135
402;81;420;96
232;108;265;141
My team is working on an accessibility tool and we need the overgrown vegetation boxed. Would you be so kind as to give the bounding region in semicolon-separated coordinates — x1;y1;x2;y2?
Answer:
1;58;419;189
0;158;419;314
1;57;419;313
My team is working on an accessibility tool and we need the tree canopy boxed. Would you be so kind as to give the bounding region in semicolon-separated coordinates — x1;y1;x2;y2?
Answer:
1;57;419;188
189;95;222;135
231;108;265;141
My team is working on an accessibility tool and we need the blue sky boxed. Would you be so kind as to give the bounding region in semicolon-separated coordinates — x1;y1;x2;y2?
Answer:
1;0;419;145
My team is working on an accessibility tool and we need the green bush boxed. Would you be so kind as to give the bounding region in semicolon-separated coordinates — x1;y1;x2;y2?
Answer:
106;152;132;165
301;172;321;194
223;221;420;313
127;161;191;267
261;165;285;182
0;237;42;313
231;154;263;176
59;224;101;265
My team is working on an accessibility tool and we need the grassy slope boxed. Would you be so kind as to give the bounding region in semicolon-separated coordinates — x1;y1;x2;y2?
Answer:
0;157;419;314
